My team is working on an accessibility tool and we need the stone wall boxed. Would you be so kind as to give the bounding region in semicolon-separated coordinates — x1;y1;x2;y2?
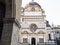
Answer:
0;0;22;45
11;23;20;45
1;18;14;45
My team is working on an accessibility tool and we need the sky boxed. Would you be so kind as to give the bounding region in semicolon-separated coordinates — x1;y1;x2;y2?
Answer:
22;0;60;25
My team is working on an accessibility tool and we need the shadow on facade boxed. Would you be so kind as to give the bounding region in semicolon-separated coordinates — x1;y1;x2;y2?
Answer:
56;38;60;45
0;1;5;41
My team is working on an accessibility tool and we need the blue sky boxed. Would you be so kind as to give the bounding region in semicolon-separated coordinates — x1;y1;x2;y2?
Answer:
22;0;60;25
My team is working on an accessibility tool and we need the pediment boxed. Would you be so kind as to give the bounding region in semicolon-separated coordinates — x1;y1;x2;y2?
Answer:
21;31;29;34
37;31;45;34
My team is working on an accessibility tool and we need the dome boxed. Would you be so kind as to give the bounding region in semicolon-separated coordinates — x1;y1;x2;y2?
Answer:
24;1;42;11
29;2;41;7
46;21;51;27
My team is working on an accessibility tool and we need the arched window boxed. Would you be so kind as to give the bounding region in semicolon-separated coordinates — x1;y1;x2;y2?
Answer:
48;34;51;40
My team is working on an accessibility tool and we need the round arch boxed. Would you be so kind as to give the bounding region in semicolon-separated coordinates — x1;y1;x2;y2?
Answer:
31;38;36;45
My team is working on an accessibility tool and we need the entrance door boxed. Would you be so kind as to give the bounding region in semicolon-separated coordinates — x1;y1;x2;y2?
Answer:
31;38;36;45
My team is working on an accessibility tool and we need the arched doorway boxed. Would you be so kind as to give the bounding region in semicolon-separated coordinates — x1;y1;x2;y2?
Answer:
31;38;36;45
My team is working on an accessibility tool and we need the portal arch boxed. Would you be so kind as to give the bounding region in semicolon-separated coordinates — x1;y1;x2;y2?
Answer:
31;38;36;45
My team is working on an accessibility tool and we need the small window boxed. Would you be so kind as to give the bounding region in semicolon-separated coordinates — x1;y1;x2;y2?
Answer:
48;34;51;40
57;31;59;33
39;38;44;43
23;38;28;43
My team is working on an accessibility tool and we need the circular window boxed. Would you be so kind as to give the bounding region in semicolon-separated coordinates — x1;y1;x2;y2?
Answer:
30;24;37;32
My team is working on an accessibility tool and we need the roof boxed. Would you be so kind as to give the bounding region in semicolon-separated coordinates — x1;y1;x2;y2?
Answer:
46;24;51;27
46;20;51;27
29;2;41;7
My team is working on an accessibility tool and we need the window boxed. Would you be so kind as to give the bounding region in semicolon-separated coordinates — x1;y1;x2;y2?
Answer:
39;38;44;43
57;31;59;33
30;24;37;32
48;34;51;40
23;38;28;43
31;7;35;11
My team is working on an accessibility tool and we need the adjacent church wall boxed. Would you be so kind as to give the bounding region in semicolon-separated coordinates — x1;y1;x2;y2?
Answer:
11;23;20;45
0;0;22;45
1;23;13;45
5;0;12;18
11;0;22;45
15;0;22;20
1;0;14;45
0;1;5;41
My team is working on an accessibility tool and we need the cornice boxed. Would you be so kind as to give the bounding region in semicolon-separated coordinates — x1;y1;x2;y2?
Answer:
14;19;21;28
3;18;15;23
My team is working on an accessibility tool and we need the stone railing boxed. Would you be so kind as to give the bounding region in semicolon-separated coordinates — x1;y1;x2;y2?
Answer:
22;43;30;45
22;43;56;45
37;42;57;45
24;12;42;16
